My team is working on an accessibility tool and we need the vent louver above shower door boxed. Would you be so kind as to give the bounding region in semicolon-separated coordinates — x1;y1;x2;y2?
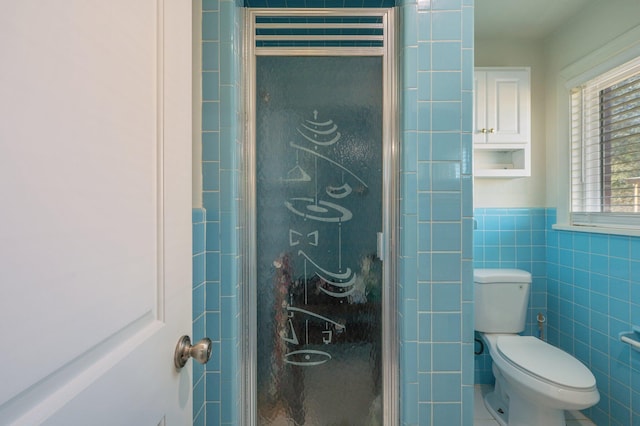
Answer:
250;9;388;50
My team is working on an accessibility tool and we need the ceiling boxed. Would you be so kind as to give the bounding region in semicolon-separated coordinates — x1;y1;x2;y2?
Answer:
475;0;594;40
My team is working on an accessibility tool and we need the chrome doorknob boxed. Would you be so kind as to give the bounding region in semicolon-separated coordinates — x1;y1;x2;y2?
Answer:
174;335;212;369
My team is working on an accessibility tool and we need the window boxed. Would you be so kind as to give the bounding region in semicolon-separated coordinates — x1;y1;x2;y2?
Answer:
570;56;640;228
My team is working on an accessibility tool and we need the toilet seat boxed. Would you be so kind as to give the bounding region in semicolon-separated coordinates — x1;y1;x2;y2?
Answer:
496;336;596;391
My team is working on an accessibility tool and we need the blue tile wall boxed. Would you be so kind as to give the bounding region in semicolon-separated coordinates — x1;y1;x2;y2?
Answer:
201;0;243;424
193;208;207;426
399;0;474;424
472;208;548;385
546;209;640;426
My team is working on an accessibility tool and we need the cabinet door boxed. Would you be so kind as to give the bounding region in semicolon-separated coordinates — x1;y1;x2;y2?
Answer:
486;69;530;143
473;71;488;144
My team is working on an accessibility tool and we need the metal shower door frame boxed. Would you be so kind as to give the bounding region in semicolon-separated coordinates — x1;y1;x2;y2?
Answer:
242;8;398;425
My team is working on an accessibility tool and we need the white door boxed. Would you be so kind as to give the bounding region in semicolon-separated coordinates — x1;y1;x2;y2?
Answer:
0;1;193;425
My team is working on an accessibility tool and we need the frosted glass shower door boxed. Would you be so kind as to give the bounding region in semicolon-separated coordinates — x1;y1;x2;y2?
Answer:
255;56;384;425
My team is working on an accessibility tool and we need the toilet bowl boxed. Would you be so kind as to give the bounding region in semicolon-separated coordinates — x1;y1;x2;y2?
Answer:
475;269;599;426
480;333;599;426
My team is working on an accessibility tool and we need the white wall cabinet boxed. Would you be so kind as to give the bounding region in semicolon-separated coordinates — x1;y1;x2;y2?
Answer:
474;67;531;177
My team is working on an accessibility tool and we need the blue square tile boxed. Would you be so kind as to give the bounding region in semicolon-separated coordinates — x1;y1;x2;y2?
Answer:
432;101;461;131
193;222;206;254
192;208;206;224
403;4;419;45
432;41;461;70
418;42;431;71
418;101;432;131
202;102;220;131
206;312;221;340
418;71;431;101
432;373;461;401
202;12;219;41
591;254;609;276
417;131;431;161
419;222;432;251
205;221;220;251
418;282;432;311
202;191;220;220
404;47;418;89
404;172;418;214
418;252;431;282
193;283;205;320
404;132;418;172
403;88;418;131
202;161;220;191
461;90;474;133
432;72;461;101
418;372;432;401
202;71;219;102
404;299;418;341
193;253;205;287
417;9;431;41
205;372;221;402
219;43;235;85
206;282;220;311
404;341;419;382
206;252;220;281
462;6;473;48
610;257;630;280
402;382;419;425
432;11;461;40
433;343;461;371
417;162;431;191
432;253;461;281
432;283;460;311
418;343;431;373
610;236;630;258
432;312;461;341
432;162;461;191
431;192;462;221
610;278;630;300
419;312;432;341
203;0;219;10
432;223;461;251
590;233;609;255
202;42;219;71
202;131;220;161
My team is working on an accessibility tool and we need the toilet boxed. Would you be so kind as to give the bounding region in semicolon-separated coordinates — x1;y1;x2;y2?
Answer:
475;268;599;426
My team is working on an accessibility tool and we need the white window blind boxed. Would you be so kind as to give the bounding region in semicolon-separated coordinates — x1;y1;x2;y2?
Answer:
570;56;640;228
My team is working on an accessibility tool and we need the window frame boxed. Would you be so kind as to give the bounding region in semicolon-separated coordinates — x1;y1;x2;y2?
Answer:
569;57;640;229
554;28;640;236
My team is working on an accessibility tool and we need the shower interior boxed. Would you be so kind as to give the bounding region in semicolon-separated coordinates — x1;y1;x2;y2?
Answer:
243;8;397;425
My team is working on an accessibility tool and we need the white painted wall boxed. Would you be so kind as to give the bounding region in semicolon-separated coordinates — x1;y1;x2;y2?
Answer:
544;0;640;222
475;0;640;211
474;39;547;208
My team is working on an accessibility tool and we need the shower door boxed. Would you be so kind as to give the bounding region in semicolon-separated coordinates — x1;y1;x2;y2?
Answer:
244;9;397;426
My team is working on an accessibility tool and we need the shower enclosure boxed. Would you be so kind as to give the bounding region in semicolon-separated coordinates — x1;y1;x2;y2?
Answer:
243;9;397;425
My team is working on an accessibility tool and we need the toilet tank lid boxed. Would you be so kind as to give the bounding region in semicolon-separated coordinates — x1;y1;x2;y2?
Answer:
474;268;531;283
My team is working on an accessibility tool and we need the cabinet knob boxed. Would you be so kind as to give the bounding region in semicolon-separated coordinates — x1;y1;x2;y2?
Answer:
489;128;495;133
480;128;487;133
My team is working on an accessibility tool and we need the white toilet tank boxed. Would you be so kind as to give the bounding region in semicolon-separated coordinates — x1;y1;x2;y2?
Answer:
475;268;531;333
